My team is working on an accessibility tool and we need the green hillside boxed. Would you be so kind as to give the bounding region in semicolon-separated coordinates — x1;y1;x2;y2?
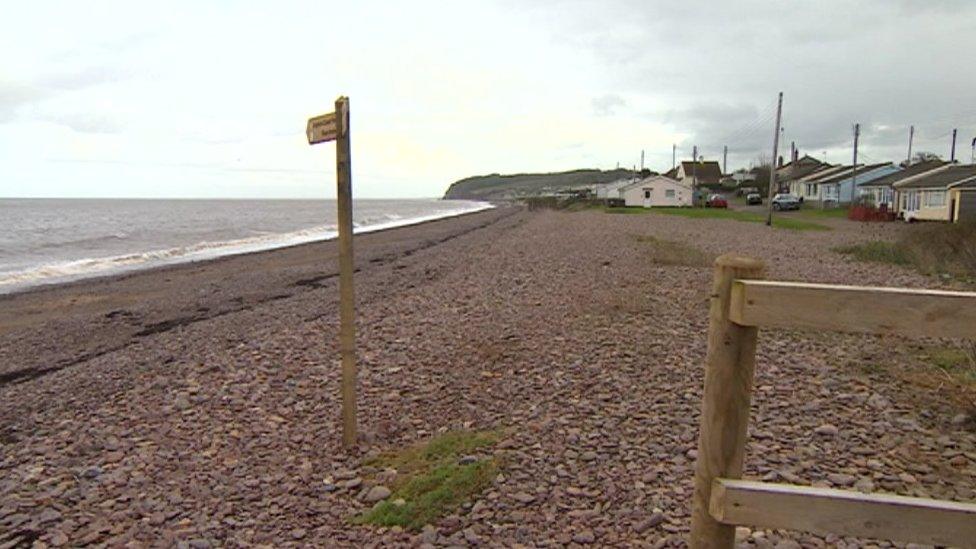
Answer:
443;168;634;200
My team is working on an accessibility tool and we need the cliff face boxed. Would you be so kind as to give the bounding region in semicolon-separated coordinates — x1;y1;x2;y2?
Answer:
443;169;634;200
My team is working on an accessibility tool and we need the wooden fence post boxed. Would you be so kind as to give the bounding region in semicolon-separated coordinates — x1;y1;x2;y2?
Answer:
334;96;357;448
690;253;765;548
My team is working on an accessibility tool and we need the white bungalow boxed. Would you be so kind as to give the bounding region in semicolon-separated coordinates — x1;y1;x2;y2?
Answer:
595;178;638;200
618;175;692;208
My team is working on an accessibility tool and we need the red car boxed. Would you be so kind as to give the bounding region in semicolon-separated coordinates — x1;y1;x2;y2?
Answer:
706;194;728;208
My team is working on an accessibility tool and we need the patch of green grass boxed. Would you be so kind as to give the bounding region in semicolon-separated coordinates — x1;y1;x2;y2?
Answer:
355;460;497;530
354;430;499;530
607;206;830;231
797;206;849;219
633;234;713;267
928;348;976;380
832;241;915;267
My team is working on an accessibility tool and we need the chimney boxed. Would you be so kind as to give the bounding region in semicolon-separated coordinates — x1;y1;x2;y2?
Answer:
778;155;784;167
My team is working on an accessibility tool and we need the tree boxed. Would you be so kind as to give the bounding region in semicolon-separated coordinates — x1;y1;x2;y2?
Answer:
913;151;942;163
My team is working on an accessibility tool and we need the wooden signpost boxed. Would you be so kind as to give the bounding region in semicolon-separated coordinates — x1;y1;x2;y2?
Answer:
307;96;357;448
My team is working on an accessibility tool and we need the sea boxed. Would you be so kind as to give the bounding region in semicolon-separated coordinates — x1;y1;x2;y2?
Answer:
0;198;493;294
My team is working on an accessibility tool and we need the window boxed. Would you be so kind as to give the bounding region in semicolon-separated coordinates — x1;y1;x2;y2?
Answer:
644;190;651;199
665;189;675;198
805;183;817;196
924;190;946;208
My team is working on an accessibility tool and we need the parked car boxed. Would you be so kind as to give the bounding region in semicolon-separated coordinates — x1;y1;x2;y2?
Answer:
746;193;762;205
771;193;801;211
706;194;728;208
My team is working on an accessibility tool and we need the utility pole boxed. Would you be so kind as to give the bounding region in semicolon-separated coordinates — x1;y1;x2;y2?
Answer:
951;128;958;162
692;145;698;205
790;141;795;167
907;125;914;165
765;92;783;226
851;123;860;205
723;145;728;175
640;149;645;172
672;144;676;170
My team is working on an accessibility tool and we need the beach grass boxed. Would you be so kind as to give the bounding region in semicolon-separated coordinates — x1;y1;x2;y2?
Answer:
921;346;976;387
605;206;830;231
832;241;914;267
354;430;499;530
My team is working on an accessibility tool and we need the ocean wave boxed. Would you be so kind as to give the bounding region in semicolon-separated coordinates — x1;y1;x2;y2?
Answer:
0;202;493;291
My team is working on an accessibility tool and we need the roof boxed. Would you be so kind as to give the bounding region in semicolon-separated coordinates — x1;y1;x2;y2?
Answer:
680;161;723;181
953;179;976;190
618;175;689;192
857;160;949;187
664;167;678;178
781;162;831;182
815;163;891;186
798;164;848;182
777;155;825;175
896;165;976;189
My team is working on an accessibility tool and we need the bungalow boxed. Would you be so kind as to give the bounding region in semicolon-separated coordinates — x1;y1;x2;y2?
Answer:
594;178;638;200
817;163;898;206
895;164;976;222
856;160;949;210
618;175;692;208
787;164;847;202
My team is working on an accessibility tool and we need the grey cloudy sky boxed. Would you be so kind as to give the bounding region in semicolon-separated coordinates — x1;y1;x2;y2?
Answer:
2;0;974;198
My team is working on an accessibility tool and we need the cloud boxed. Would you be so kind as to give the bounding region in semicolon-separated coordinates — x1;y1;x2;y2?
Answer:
592;94;626;116
3;0;976;197
0;80;45;122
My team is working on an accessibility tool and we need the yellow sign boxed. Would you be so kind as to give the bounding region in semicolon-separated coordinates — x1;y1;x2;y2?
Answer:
306;112;338;144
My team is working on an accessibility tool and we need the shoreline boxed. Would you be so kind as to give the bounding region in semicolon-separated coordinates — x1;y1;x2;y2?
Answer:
0;201;495;298
0;206;520;382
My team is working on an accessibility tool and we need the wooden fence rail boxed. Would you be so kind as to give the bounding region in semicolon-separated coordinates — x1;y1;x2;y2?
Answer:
690;254;976;548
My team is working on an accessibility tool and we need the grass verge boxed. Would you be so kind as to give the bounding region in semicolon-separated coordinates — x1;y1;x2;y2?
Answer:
634;234;713;267
353;430;499;530
833;221;976;281
924;346;976;385
606;206;830;231
797;206;849;219
832;241;914;267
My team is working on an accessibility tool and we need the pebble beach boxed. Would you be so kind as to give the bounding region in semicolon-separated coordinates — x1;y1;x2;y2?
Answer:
1;206;974;547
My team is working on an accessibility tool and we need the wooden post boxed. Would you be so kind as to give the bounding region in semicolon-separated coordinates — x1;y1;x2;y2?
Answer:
334;96;357;448
690;253;765;548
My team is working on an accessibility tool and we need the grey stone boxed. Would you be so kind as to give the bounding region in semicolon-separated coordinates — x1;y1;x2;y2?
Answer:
634;512;665;533
364;485;391;503
827;473;855;486
573;530;596;544
814;424;838;436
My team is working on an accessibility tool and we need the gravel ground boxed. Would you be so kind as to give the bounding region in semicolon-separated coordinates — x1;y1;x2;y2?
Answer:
1;208;974;548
